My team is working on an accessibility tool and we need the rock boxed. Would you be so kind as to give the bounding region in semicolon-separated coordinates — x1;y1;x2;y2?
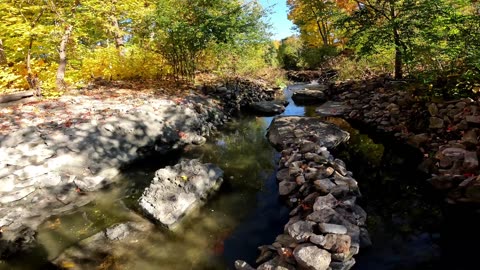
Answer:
0;186;36;204
0;226;37;259
235;260;256;270
307;207;341;223
267;117;350;151
407;133;429;147
464;151;479;172
466;115;480;124
316;102;350;116
287;221;315;243
74;175;107;191
275;234;297;248
429;117;444;129
319;223;348;235
257;256;295;270
310;234;326;246
293;244;331;270
330;258;356;270
292;90;327;105
249;101;286;116
321;234;351;253
305;153;328;164
333;159;348;176
313;194;338;211
428;103;439;116
313;179;336;194
277;168;291;182
359;227;372;247
138;159;223;228
279;181;298;196
462;130;478;149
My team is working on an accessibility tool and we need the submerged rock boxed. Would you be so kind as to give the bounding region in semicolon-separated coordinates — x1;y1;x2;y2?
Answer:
316;101;351;117
139;159;223;228
249;100;287;116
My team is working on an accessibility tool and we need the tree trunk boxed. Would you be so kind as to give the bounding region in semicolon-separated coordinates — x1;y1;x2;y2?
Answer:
393;29;403;79
0;39;6;65
390;2;403;79
56;24;73;91
27;38;33;74
111;15;125;56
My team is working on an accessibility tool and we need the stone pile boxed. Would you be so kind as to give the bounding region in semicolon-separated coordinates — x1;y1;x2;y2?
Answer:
203;77;278;115
236;116;370;270
0;94;226;258
326;78;480;204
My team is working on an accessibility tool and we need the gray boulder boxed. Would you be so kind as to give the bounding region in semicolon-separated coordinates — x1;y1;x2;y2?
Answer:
292;90;326;105
316;102;351;116
293;244;331;270
249;100;287;116
139;159;223;228
267;117;350;151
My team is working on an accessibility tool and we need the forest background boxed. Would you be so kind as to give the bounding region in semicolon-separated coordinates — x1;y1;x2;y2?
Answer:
0;0;479;98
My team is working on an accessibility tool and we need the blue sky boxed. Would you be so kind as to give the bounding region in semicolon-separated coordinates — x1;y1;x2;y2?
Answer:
259;0;297;40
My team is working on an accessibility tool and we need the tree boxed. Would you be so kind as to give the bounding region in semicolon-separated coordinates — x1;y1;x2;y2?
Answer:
154;0;268;80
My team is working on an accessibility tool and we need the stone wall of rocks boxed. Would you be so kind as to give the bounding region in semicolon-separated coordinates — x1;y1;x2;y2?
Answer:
326;78;480;204
236;116;370;270
202;77;278;116
0;95;227;258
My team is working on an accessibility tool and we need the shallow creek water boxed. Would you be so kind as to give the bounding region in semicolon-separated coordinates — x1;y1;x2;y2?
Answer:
2;83;459;270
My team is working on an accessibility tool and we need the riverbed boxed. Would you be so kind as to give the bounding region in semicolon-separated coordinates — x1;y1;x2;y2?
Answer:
1;83;451;270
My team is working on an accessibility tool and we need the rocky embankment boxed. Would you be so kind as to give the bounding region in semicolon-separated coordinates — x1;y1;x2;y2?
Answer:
236;116;370;270
323;78;480;204
0;78;278;259
202;77;284;116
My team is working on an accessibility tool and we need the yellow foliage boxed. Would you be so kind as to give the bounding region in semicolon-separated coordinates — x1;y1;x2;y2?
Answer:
81;45;168;81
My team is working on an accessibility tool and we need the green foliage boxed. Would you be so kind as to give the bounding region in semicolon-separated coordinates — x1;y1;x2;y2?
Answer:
334;47;395;80
300;45;339;70
277;36;303;70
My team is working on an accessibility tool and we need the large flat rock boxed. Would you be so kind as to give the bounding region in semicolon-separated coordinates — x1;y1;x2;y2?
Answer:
139;159;223;228
267;116;350;150
292;89;327;105
316;101;351;116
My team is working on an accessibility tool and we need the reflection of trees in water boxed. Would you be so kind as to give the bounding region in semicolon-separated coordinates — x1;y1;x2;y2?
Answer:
188;116;275;187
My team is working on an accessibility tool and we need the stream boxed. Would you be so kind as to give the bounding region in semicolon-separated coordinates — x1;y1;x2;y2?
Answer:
2;83;457;270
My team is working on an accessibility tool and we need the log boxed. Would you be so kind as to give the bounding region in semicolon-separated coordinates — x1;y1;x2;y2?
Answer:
0;91;35;104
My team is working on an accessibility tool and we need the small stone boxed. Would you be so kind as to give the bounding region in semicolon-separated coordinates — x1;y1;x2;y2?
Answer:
319;223;348;235
313;194;338;211
333;159;348;176
235;260;256;270
314;179;336;193
295;175;306;185
428;103;439;116
275;234;297;248
304;167;319;181
307;207;339;223
329;258;356;270
305;153;328;164
407;133;429;147
429;117;444;129
279;181;298;196
277;168;291;182
287;221;315;243
462;130;478;149
310;234;326;246
0;186;36;204
322;234;351;253
293;244;331;270
466;115;480;124
463;151;479;172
